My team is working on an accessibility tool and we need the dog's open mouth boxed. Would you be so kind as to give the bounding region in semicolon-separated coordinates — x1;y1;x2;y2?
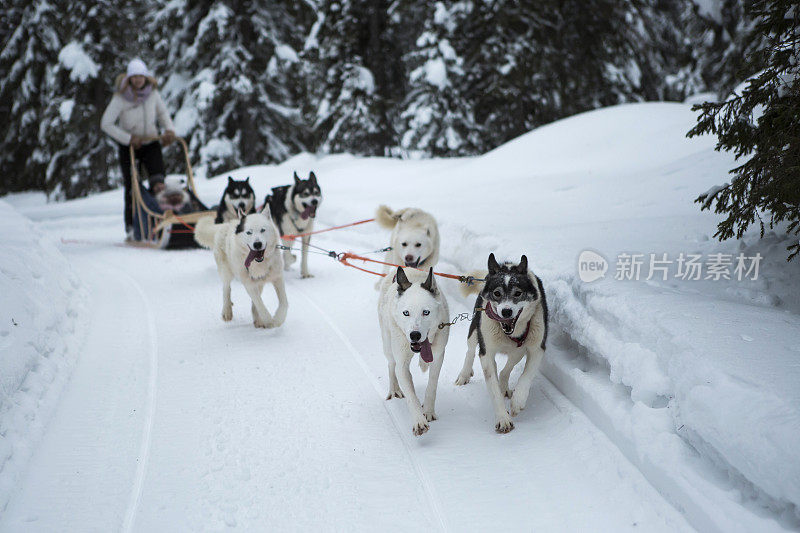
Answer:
300;203;317;220
404;257;421;268
485;302;521;335
245;248;265;268
409;338;434;363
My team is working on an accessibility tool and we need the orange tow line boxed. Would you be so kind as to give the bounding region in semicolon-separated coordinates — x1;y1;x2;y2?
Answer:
337;252;482;285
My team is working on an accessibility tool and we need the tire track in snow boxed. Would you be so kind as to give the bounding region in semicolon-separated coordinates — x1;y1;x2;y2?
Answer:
110;265;159;533
294;286;450;533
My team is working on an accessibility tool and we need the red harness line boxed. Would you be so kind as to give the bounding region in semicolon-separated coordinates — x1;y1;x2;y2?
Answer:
281;218;375;241
337;252;477;284
170;213;196;233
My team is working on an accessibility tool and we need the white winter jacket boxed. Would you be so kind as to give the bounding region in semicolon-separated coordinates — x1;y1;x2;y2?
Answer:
101;74;175;146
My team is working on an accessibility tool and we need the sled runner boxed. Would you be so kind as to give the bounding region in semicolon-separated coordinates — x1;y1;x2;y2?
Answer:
129;136;212;249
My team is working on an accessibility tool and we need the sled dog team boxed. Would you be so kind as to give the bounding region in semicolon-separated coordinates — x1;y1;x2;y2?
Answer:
195;173;548;435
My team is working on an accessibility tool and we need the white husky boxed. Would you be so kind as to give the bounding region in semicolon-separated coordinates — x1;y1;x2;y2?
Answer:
376;205;440;271
455;254;548;433
378;267;449;436
197;207;288;329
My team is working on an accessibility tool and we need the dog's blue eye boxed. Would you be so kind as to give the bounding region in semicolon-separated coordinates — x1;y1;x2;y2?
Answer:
403;310;410;316
423;310;430;316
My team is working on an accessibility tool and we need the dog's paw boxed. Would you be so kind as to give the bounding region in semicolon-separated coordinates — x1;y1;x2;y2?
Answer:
454;370;473;386
510;391;528;416
300;272;314;279
386;389;404;400
222;308;233;321
495;415;515;434
423;409;437;422
412;417;430;436
271;312;286;328
253;319;269;328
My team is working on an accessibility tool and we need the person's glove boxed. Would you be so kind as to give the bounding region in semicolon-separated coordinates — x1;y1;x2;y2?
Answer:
129;134;143;149
161;130;176;146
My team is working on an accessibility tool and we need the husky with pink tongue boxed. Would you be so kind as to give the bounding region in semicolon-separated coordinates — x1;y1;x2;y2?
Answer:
208;205;288;329
378;266;450;436
455;254;548;434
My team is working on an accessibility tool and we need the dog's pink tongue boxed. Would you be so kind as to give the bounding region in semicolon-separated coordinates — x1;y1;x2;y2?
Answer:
300;204;315;220
420;339;433;363
245;249;260;268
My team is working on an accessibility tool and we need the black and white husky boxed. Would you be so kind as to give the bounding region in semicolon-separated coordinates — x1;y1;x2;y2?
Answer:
264;171;323;278
214;177;256;223
456;254;548;433
378;267;449;436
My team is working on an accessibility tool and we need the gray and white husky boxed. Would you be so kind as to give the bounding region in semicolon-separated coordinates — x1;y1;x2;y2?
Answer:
378;267;450;436
202;206;288;329
264;172;323;278
456;254;548;433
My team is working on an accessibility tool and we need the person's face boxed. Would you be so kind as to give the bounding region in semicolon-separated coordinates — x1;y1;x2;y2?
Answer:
129;75;146;89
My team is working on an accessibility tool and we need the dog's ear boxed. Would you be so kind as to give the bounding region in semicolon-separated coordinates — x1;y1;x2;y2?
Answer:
421;267;436;294
245;176;250;183
488;253;500;273
293;171;301;185
235;212;246;234
259;202;271;217
309;171;317;184
517;255;528;273
396;267;412;294
228;176;234;184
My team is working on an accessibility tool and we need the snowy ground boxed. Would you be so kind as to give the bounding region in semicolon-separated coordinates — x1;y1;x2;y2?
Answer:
1;103;798;531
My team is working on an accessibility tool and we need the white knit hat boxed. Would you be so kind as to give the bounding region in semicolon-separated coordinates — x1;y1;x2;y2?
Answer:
126;58;151;78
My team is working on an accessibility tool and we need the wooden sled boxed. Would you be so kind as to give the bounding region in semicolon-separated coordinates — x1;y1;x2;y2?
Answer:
129;136;213;249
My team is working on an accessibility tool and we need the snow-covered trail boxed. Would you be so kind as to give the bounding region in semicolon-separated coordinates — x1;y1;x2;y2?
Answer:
1;214;690;531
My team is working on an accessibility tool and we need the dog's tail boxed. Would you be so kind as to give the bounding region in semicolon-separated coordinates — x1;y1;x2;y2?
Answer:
376;205;403;229
460;270;487;298
194;215;221;249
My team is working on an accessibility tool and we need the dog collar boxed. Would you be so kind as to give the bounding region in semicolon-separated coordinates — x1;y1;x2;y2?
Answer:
484;302;531;347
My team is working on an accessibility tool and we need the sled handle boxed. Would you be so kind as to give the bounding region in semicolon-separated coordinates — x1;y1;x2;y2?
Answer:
129;135;197;243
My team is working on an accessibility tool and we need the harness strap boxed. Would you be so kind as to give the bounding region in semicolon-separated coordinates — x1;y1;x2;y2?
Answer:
337;252;482;284
282;218;375;241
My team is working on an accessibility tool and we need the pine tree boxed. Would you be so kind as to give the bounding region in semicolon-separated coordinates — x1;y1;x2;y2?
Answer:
310;0;404;155
685;0;759;97
0;1;143;199
148;0;313;178
0;1;63;196
457;0;642;151
689;0;800;260
395;1;480;157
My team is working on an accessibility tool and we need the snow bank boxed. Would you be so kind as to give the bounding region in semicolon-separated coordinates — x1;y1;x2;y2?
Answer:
0;200;87;511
